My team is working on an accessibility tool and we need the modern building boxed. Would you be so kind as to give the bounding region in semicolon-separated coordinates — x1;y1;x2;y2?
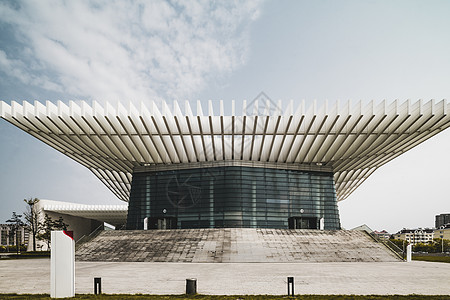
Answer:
393;228;435;245
1;98;449;231
373;230;391;241
435;213;450;228
27;199;128;250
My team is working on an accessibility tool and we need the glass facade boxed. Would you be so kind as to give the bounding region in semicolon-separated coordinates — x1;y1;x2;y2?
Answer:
126;165;341;230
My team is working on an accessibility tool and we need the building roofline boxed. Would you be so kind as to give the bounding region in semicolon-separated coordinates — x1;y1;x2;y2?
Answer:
2;99;449;203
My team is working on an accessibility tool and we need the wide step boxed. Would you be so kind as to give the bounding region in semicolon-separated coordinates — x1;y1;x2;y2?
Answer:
76;228;400;263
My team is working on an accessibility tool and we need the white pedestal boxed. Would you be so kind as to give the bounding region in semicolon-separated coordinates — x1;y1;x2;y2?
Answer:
144;217;148;230
319;217;324;230
51;231;75;298
406;244;412;262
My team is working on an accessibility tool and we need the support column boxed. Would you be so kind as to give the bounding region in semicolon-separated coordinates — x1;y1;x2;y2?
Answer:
251;180;256;227
209;178;214;228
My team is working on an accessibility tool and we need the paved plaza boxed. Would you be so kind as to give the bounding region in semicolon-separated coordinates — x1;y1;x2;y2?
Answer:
0;258;449;295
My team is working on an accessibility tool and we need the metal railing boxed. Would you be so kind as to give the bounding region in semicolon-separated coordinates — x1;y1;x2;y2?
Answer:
116;224;126;230
366;231;405;260
75;224;105;250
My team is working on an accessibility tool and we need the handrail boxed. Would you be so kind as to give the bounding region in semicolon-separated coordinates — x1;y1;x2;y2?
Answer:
75;224;105;250
366;231;405;260
117;224;126;230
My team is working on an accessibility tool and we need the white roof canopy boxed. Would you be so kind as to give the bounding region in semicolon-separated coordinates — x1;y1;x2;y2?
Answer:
37;199;127;227
1;99;449;202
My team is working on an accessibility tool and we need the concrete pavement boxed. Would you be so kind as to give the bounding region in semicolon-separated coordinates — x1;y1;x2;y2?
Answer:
0;258;449;295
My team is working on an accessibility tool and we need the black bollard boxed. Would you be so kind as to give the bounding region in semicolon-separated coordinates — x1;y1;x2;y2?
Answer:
287;276;294;296
94;277;102;294
186;278;197;294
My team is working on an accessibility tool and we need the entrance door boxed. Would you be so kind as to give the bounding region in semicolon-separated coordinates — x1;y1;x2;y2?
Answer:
288;217;318;229
148;217;177;229
157;218;167;230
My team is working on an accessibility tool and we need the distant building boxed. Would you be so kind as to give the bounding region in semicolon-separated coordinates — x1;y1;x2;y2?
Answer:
351;225;390;240
0;224;29;247
393;228;434;245
434;224;450;240
373;230;390;240
435;213;450;228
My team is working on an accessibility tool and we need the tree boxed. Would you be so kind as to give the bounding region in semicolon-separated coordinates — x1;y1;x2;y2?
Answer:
6;212;25;254
389;238;406;251
23;198;41;252
411;238;450;253
435;238;450;253
53;216;69;231
37;214;69;250
37;214;53;250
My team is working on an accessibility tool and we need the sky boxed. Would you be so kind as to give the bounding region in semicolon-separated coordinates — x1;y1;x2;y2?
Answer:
0;0;449;233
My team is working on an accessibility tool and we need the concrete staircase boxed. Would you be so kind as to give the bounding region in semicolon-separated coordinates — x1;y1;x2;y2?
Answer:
75;228;401;263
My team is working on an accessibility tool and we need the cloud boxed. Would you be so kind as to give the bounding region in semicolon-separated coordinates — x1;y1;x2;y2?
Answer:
0;49;63;92
0;0;263;102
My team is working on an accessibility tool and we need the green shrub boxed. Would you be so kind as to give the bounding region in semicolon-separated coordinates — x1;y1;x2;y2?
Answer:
1;244;27;253
413;239;449;253
413;255;450;263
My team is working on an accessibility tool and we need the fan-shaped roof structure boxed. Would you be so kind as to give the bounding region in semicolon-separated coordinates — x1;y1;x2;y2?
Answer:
1;99;448;202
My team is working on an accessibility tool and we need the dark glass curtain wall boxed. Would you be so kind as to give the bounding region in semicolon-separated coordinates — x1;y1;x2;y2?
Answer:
126;166;341;230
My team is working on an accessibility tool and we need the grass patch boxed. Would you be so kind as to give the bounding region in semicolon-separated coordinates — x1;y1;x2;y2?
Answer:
413;255;450;263
1;295;450;300
0;251;50;259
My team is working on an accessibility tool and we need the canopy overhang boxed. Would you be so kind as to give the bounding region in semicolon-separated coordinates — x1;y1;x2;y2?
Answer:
1;99;448;202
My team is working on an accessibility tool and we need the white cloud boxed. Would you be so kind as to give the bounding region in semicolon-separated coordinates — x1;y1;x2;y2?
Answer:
0;0;263;102
0;49;63;92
